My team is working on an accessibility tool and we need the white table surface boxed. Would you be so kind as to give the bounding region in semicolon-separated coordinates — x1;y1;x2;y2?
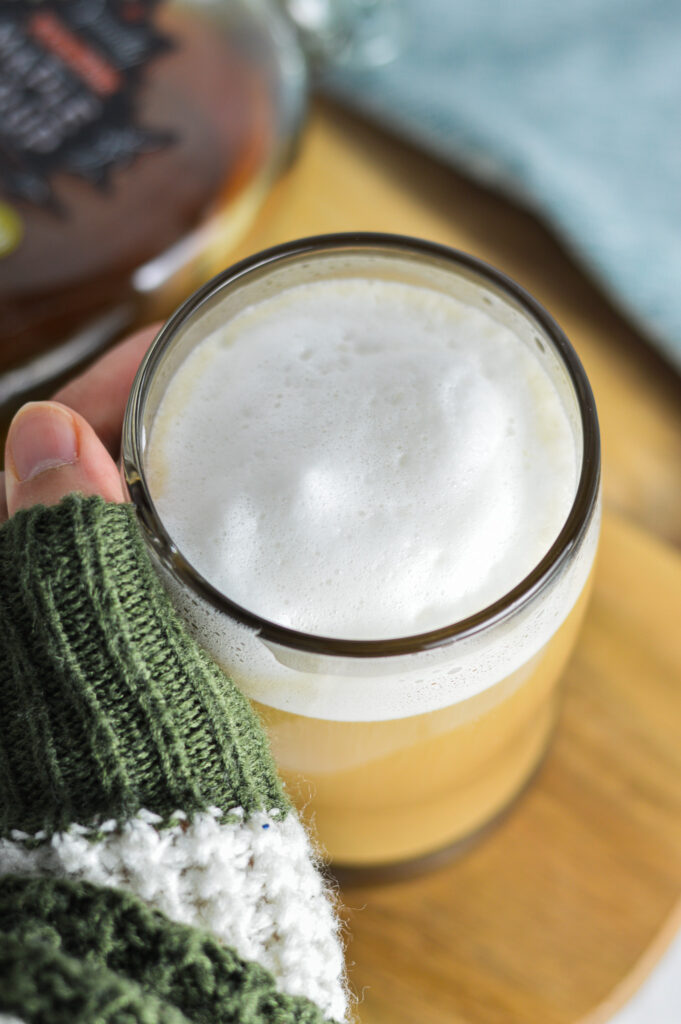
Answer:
608;927;681;1023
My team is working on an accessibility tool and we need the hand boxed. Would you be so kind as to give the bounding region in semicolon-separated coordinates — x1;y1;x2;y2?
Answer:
0;325;160;525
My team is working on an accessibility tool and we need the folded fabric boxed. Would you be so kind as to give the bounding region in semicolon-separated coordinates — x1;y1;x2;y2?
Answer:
323;0;681;371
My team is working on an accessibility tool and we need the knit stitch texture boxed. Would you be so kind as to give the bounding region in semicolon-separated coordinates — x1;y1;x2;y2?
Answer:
0;496;288;837
0;496;349;1023
0;807;348;1019
0;874;335;1023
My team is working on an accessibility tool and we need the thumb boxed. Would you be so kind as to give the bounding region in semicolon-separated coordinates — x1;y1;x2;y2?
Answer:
4;401;125;519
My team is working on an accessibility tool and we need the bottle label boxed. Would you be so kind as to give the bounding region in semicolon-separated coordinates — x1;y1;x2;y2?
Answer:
0;0;175;210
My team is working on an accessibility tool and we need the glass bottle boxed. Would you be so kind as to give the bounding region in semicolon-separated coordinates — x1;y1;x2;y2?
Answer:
0;0;306;413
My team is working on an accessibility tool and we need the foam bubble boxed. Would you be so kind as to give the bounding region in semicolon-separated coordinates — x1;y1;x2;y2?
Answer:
148;279;578;641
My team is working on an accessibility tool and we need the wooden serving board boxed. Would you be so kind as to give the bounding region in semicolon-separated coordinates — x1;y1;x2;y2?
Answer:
337;511;681;1024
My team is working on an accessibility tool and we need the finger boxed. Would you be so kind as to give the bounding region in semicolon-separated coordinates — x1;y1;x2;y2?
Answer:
52;323;161;456
5;401;125;517
0;471;7;526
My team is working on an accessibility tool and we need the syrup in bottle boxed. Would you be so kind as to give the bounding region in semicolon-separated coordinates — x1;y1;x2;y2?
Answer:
0;0;306;412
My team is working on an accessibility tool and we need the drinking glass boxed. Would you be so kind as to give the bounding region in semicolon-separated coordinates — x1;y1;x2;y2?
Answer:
123;233;601;875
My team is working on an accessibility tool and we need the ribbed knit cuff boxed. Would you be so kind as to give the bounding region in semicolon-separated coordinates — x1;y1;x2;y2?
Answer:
0;495;348;1023
0;494;288;838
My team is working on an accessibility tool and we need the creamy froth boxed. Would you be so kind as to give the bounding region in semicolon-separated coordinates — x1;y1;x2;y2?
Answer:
148;279;578;641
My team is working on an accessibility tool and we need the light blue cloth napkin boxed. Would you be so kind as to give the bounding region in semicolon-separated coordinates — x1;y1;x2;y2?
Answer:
323;0;681;371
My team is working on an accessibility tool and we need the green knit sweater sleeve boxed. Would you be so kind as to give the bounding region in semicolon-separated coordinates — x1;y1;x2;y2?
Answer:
0;495;347;1024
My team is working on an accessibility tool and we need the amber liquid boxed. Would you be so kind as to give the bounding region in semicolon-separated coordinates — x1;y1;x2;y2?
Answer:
253;580;593;867
0;1;301;412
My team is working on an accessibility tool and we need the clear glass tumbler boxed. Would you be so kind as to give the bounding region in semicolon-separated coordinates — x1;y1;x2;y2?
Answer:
122;233;601;875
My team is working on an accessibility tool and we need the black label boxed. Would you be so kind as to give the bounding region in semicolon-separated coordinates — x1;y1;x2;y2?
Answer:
0;0;175;209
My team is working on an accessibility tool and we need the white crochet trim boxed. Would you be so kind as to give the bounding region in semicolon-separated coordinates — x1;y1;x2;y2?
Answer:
0;808;347;1022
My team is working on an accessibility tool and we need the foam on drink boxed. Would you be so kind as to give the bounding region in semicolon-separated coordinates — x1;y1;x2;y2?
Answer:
146;277;596;721
149;279;576;632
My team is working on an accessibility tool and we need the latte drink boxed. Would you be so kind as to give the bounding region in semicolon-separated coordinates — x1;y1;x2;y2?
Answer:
129;237;601;869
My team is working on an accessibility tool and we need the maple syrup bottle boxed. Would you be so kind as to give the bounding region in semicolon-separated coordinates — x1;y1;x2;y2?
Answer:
0;0;306;411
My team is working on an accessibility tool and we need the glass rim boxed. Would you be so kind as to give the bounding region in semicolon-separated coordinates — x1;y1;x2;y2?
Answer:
122;231;601;659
